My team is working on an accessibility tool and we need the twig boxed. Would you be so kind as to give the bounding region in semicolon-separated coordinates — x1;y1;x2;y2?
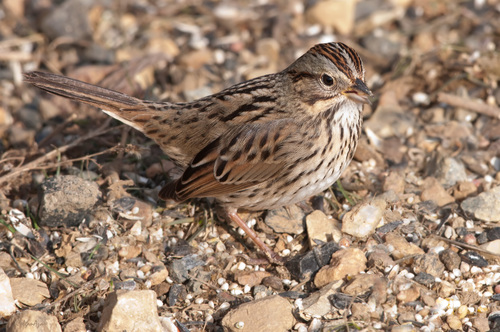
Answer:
0;119;112;185
438;92;500;119
430;235;500;257
41;275;106;313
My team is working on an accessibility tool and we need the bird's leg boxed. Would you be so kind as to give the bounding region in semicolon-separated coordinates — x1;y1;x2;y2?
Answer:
224;208;283;264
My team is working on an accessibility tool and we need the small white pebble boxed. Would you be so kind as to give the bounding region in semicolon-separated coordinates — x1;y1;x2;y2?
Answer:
281;249;291;256
234;321;244;329
247;218;256;227
25;272;34;279
282;279;291;286
218;277;226;285
237;262;246;271
221;282;229;291
294;298;303;311
286;235;293;243
309;318;322;331
415;313;423;322
407;196;414;204
66;267;75;274
461;262;471;273
220;233;231;241
483;291;493;297
208;300;215;309
219;302;230;310
132;206;139;214
295;323;308;332
136;270;145;279
412;92;430;105
485;174;494;183
237;228;245;236
470;266;483;274
145;280;151;288
156;299;163;307
243;285;251;293
195;298;204;304
176;230;185;239
206;313;214;323
231;289;243;296
186;294;193;300
166;277;173;284
290;280;299;288
372;322;382;329
453;269;462;278
405;272;415;279
465;220;474;229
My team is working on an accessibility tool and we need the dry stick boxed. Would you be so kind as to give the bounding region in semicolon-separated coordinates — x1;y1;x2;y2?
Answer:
438;92;500;119
41;275;106;313
431;235;500;257
0;119;112;185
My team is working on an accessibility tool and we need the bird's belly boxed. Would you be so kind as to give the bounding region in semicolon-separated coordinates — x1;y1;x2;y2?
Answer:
218;157;350;211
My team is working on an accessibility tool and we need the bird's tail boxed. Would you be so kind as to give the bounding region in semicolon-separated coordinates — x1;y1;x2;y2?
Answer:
24;71;157;132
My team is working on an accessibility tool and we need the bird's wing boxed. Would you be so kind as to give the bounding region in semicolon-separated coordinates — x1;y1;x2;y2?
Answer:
159;120;298;201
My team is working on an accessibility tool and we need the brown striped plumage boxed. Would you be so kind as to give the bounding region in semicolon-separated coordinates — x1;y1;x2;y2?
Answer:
24;42;371;263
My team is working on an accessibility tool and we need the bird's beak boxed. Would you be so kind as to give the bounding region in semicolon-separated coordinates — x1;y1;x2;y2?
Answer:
342;78;372;105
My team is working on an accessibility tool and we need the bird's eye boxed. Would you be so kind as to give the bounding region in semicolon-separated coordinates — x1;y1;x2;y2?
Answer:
321;74;334;86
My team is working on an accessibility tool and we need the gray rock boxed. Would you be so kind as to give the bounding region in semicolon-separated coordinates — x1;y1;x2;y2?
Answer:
6;310;61;332
0;268;16;319
168;254;205;283
461;186;500;222
342;198;386;238
265;205;304;234
97;290;162;332
221;295;295;332
10;277;50;306
39;175;101;227
299;281;343;320
428;156;468;188
40;0;93;40
306;210;342;247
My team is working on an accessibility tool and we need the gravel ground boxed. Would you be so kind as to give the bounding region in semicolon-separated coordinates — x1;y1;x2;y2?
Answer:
1;0;500;331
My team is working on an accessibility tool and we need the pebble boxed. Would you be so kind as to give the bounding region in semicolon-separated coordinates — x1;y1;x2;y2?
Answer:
265;205;305;234
314;247;367;288
439;249;461;271
305;210;342;247
0;268;16;318
6;310;62;332
462;186;500;222
10;277;50;306
300;280;343;319
39;175;102;227
420;177;455;207
341;198;386;238
385;233;424;260
221;295;294;332
97;290;163;332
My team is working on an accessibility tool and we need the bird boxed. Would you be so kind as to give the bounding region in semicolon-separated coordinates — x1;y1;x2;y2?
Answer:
24;42;372;263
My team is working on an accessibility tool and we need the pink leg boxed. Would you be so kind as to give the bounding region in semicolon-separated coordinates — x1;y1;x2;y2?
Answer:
225;209;283;264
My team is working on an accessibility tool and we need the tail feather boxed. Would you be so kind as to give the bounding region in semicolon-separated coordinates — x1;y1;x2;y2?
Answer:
24;70;146;109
